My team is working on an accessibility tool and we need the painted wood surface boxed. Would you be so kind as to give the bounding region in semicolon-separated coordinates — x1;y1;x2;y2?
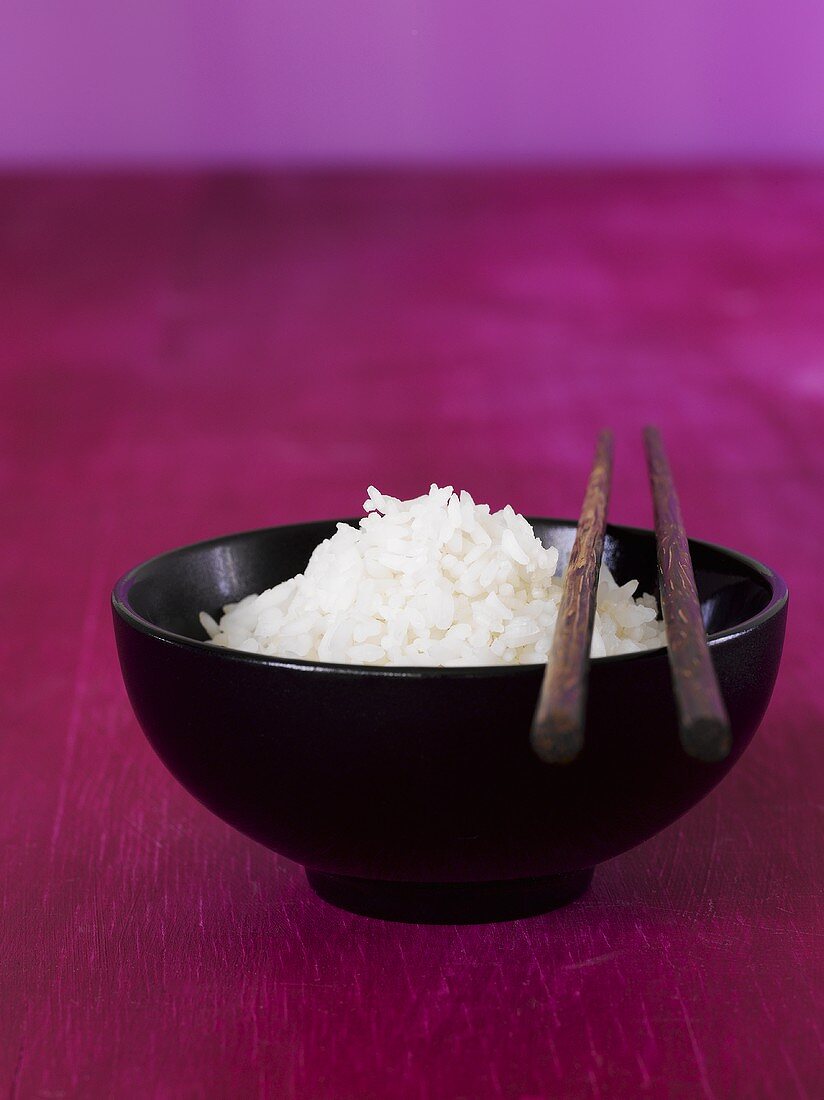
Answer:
1;171;821;1099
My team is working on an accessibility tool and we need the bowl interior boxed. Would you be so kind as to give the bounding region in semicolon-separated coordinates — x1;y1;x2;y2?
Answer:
118;519;777;659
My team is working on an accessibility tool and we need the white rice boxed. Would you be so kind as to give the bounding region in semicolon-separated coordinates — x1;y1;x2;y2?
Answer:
200;485;666;667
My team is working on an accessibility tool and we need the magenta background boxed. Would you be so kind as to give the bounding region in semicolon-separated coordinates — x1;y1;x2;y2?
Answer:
3;1;824;163
2;169;821;1098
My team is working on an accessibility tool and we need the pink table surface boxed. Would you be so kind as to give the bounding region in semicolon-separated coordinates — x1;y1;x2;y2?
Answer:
1;171;821;1099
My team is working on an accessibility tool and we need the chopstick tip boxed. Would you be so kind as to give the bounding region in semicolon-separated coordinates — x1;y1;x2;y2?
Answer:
530;715;585;765
681;716;732;763
642;423;661;443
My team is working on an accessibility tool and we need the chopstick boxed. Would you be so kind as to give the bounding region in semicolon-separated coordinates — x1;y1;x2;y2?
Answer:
643;426;731;762
531;430;614;764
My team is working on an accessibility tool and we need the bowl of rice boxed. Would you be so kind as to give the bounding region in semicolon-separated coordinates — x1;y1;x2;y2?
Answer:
112;486;787;922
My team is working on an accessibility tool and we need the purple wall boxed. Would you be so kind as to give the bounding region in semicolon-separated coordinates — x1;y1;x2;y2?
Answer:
2;1;823;163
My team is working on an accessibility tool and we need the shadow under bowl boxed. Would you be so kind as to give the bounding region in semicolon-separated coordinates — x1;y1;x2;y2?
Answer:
112;519;787;923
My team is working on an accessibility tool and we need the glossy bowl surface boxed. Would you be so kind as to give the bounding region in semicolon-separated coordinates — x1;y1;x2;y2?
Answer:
112;519;787;922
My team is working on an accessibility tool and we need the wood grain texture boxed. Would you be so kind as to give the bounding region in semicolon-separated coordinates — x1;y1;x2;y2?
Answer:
531;430;613;763
1;170;822;1099
644;425;732;762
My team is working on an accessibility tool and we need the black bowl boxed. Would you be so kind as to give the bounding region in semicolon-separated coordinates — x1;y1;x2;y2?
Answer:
112;519;787;923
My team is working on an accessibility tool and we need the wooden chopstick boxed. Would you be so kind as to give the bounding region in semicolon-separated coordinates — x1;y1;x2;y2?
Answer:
531;430;614;764
643;426;732;762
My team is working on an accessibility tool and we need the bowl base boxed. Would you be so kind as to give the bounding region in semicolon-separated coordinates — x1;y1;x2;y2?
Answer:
305;867;594;924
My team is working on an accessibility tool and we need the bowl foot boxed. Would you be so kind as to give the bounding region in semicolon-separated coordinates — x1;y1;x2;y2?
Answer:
305;868;594;924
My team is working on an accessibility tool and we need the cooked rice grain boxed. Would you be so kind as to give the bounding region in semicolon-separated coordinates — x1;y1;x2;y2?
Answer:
200;485;666;666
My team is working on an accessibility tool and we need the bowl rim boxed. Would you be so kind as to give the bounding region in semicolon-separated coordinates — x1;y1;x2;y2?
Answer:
112;517;789;679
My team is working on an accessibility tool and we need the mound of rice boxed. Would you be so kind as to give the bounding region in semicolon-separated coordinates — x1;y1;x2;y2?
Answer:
200;485;666;667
